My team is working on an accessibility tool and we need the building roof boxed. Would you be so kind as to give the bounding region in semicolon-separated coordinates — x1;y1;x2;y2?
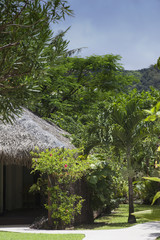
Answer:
0;108;74;166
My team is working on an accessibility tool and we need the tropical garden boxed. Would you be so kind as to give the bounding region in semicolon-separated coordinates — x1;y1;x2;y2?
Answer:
1;0;160;236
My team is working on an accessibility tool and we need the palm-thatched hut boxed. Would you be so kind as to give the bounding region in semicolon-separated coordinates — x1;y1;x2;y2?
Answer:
0;108;74;214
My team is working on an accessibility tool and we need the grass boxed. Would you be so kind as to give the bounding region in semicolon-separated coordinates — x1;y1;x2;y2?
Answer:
0;232;85;240
1;204;160;239
75;203;160;230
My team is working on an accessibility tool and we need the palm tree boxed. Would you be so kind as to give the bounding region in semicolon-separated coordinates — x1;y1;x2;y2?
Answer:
110;95;148;223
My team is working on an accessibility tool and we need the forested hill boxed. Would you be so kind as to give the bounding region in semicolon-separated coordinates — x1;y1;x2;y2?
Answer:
126;65;160;91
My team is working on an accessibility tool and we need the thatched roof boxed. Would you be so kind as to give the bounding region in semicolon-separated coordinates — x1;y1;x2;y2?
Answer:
0;108;74;166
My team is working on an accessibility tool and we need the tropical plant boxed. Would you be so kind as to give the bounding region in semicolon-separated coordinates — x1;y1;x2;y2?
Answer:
29;55;134;131
31;147;93;229
87;154;115;213
133;102;160;220
87;153;128;215
143;101;160;205
0;0;73;123
109;90;153;223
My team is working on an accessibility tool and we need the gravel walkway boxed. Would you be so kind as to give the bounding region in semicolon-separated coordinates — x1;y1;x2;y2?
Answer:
0;222;160;240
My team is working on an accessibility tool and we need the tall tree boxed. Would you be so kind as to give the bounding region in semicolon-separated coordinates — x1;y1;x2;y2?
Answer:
28;54;136;223
0;0;73;123
110;90;154;223
30;55;134;131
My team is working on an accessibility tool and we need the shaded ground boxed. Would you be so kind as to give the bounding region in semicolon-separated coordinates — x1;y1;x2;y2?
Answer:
0;208;46;225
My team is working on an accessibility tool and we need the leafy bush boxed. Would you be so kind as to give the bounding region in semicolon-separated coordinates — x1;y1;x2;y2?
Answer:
87;154;128;215
31;148;93;229
134;180;160;204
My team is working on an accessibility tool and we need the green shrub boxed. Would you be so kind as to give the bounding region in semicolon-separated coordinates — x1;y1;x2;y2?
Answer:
87;154;128;214
31;148;93;229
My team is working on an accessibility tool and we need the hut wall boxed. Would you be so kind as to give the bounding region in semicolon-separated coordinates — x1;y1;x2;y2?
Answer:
0;164;40;212
73;178;94;225
0;162;3;213
5;165;23;210
22;167;36;208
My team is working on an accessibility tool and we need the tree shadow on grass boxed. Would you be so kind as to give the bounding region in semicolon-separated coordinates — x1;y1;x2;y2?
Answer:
75;204;151;230
74;221;133;230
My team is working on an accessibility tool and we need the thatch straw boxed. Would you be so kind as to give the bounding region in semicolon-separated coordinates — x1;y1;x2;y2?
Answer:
0;108;74;167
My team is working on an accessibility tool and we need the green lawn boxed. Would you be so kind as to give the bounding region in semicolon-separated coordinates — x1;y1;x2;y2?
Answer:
0;232;85;240
1;204;160;239
75;203;160;230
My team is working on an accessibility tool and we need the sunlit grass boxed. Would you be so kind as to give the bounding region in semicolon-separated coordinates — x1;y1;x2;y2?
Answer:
75;203;160;230
1;204;160;236
0;232;85;240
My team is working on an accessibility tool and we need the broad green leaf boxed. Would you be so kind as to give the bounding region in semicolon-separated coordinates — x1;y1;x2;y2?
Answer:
155;102;160;111
143;176;160;182
145;115;157;122
144;109;152;114
152;191;160;205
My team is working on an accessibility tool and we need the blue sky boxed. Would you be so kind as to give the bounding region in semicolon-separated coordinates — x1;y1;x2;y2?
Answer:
54;0;160;70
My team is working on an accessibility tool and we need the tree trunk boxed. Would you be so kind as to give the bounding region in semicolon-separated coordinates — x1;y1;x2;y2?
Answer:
128;176;136;223
73;177;94;225
48;175;52;227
